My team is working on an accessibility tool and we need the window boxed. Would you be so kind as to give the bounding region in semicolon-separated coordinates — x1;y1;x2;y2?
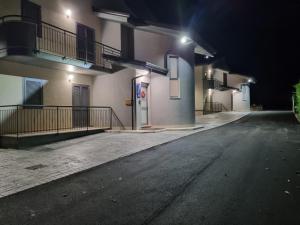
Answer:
168;55;180;99
23;78;44;106
121;24;134;59
242;85;247;101
223;72;228;86
77;23;95;62
21;0;42;37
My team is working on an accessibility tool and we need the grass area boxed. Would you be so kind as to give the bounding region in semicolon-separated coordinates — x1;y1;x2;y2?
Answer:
294;83;300;122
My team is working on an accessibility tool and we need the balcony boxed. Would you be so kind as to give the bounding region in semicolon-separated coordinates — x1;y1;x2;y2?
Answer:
0;105;125;148
203;77;239;91
0;15;122;73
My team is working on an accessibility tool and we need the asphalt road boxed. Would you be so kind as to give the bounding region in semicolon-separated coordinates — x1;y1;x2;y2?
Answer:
0;111;300;225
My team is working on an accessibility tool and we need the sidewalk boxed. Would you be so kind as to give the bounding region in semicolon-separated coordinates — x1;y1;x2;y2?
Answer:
0;112;249;198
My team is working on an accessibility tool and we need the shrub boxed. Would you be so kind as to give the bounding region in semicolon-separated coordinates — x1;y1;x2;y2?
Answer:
294;83;300;117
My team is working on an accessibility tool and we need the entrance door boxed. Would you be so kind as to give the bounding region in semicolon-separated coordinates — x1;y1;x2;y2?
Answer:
72;84;90;128
140;83;149;126
21;0;42;37
76;24;95;63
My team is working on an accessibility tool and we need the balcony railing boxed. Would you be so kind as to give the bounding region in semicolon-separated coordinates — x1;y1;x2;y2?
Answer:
203;102;228;115
0;15;121;69
0;105;125;137
203;77;223;90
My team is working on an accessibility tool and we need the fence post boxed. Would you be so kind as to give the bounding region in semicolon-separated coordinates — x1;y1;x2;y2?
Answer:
110;108;113;130
16;105;19;139
86;107;89;132
56;106;59;135
63;31;66;58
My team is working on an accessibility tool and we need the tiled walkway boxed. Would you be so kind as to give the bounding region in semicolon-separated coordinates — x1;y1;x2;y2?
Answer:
0;112;249;198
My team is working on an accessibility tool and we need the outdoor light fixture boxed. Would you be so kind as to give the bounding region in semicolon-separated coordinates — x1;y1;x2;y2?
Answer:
68;74;74;82
65;9;72;18
180;36;188;44
208;69;212;75
248;78;252;83
67;65;75;72
205;55;209;59
232;90;237;94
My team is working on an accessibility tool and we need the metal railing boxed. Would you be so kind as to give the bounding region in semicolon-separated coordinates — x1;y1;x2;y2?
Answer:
203;102;226;115
0;105;125;137
203;77;223;90
0;15;121;68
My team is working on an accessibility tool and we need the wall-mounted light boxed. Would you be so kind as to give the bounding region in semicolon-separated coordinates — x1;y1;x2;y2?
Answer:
248;78;252;83
68;74;74;82
208;69;212;75
180;36;188;44
205;55;209;59
208;88;213;95
65;9;72;18
232;90;238;94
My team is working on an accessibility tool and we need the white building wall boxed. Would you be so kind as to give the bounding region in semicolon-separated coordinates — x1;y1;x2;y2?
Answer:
92;68;135;129
134;29;195;126
100;19;121;50
233;85;251;111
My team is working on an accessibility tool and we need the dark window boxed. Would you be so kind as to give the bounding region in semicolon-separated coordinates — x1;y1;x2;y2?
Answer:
24;78;43;106
223;72;228;87
21;0;42;37
121;24;134;59
77;24;95;62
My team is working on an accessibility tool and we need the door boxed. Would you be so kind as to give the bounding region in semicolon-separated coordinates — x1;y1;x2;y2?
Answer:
21;0;42;37
76;24;95;62
72;85;90;128
140;83;149;126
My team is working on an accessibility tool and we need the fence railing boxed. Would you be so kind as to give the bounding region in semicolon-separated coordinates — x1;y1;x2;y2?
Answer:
0;105;125;137
0;15;121;68
203;77;223;90
203;102;225;115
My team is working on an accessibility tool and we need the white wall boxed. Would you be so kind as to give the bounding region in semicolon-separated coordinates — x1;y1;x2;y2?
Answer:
100;19;121;50
0;74;23;105
213;90;232;111
92;68;135;128
233;85;251;111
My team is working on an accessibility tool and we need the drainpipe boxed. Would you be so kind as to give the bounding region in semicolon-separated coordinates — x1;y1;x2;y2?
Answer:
131;75;144;130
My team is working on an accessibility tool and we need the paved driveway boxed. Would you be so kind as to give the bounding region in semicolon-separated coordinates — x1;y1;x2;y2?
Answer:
0;112;247;197
0;111;299;225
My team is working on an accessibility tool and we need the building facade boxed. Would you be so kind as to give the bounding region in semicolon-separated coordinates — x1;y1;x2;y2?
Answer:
0;0;213;141
195;62;254;114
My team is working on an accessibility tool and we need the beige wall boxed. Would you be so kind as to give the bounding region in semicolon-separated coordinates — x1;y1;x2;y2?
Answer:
0;74;23;105
92;68;135;128
195;66;204;111
100;19;121;50
0;60;94;106
0;0;102;43
134;29;174;67
0;0;21;17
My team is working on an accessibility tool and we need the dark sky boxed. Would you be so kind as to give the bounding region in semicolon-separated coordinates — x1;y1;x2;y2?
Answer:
126;0;300;109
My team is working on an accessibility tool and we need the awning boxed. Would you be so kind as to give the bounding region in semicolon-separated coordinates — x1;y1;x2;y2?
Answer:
103;54;169;75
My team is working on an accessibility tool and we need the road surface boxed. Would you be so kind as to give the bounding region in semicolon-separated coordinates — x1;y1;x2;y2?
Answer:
0;111;299;225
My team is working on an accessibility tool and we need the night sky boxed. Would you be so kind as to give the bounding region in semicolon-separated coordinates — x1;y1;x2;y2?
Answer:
126;0;300;109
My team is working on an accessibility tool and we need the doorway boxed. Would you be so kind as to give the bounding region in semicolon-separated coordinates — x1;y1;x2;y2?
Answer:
140;83;149;126
76;23;95;63
72;84;90;128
